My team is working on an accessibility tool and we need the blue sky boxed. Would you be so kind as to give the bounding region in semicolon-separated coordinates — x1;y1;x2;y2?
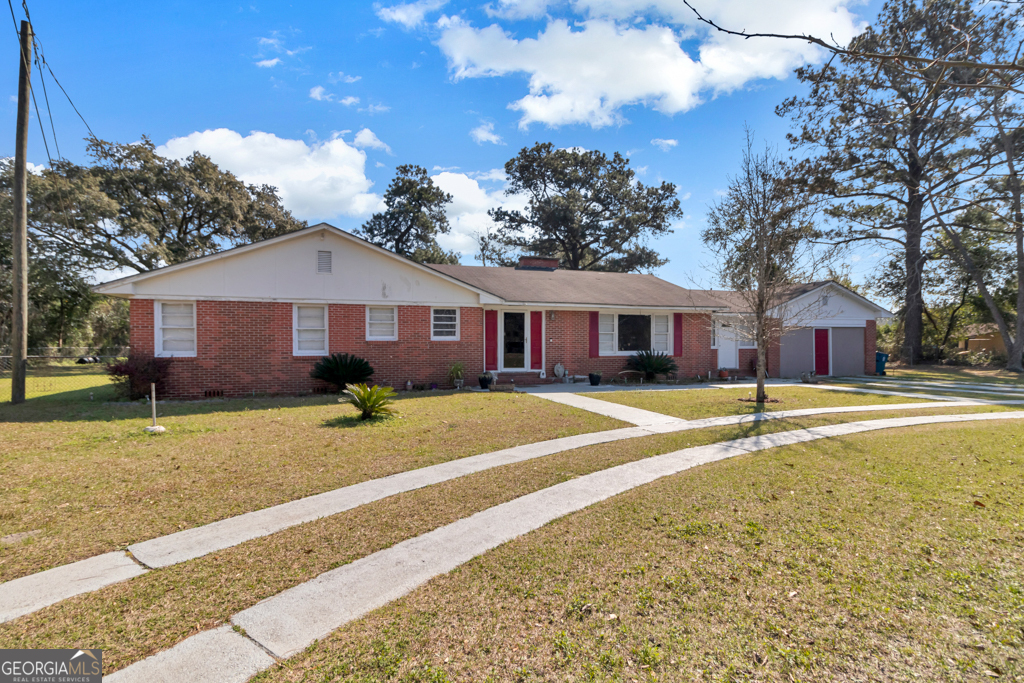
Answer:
2;0;884;287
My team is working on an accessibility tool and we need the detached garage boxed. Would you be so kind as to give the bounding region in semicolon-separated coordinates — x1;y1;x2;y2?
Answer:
775;283;891;378
710;282;891;379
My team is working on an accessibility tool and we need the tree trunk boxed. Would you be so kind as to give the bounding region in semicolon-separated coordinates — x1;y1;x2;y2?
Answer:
903;196;925;364
1010;222;1024;372
756;341;767;404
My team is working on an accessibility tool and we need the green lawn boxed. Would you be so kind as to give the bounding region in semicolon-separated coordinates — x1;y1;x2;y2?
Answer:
249;418;1024;683
0;392;621;581
1;405;1008;673
882;364;1024;386
0;363;116;402
581;385;939;420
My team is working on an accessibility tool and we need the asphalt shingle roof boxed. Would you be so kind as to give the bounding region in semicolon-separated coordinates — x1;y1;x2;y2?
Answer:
426;264;727;309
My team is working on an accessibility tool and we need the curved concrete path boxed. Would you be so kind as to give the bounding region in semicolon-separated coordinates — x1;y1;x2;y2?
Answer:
841;377;1024;396
106;410;1024;683
0;397;984;624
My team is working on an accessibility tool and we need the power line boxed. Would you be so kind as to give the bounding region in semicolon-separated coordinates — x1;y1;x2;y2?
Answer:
5;0;76;238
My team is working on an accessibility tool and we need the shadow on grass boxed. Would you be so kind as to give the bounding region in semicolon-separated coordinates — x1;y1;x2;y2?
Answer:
0;387;475;425
320;413;395;429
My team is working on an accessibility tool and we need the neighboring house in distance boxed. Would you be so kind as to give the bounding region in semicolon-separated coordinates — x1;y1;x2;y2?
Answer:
958;324;1006;354
93;223;891;399
708;283;891;379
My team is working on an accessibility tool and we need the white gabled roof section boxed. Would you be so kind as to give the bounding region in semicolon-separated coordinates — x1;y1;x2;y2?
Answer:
93;223;501;306
773;281;892;327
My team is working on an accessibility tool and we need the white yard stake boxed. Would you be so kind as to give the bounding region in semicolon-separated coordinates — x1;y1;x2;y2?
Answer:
144;383;166;434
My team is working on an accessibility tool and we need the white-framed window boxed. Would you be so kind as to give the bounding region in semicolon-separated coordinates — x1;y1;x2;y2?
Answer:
653;315;670;353
431;308;460;341
293;305;328;356
711;319;718;348
599;314;615;353
367;306;398;341
739;322;757;347
599;313;673;356
155;301;196;357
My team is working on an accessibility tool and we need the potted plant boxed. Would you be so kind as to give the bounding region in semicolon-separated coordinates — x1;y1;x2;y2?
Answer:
447;362;465;389
718;368;729;379
588;371;602;386
478;372;494;390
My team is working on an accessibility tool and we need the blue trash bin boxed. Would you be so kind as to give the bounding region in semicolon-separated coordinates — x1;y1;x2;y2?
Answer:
875;351;889;376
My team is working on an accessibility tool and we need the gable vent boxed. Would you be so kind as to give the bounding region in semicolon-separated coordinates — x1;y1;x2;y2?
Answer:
317;250;332;274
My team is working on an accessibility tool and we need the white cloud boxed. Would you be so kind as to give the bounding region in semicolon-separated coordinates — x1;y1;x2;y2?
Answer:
437;1;862;128
431;170;527;257
339;96;360;106
309;85;332;101
255;58;281;68
328;71;362;84
360;103;391;114
470;121;504;145
157;129;381;220
353;128;393;154
376;0;448;28
651;138;677;151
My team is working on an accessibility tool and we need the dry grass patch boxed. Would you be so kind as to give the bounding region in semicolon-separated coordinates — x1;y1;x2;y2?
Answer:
582;385;936;420
250;416;1024;683
0;406;1008;673
0;392;621;581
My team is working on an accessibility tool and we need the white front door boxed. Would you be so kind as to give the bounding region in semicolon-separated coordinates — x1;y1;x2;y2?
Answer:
716;320;739;368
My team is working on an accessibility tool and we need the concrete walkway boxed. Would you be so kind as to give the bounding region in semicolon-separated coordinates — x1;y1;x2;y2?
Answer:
524;391;687;428
841;376;1024;395
0;395;982;624
106;410;1024;683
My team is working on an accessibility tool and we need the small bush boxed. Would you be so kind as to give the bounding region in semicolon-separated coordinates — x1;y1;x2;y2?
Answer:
310;353;374;391
342;383;397;420
626;350;678;381
447;362;465;383
106;356;172;400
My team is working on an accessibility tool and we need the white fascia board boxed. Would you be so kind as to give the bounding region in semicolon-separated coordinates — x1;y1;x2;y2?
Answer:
493;302;722;311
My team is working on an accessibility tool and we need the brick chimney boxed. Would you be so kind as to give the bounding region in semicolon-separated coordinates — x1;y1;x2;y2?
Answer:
516;256;560;271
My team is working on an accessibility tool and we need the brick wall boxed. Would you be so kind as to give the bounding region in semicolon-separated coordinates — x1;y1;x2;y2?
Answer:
864;318;878;375
132;299;484;400
131;301;726;398
542;310;716;381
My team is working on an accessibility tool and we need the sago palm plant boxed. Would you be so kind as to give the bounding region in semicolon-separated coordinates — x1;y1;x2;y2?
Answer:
310;353;374;391
342;383;397;420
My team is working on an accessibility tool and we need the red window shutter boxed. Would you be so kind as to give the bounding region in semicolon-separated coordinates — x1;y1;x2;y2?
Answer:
673;313;683;356
485;310;498;371
530;311;543;369
589;311;599;358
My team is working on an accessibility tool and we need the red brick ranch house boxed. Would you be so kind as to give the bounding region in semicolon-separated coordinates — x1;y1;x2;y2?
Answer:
93;223;890;399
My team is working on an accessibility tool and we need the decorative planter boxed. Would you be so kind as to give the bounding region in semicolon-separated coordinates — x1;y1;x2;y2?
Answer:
478;376;493;390
718;369;729;379
453;379;464;390
588;373;602;386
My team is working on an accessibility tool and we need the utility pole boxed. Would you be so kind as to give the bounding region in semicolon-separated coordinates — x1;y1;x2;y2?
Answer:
11;20;32;404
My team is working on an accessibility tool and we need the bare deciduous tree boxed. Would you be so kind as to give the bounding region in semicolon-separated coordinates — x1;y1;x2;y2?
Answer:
702;132;824;403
